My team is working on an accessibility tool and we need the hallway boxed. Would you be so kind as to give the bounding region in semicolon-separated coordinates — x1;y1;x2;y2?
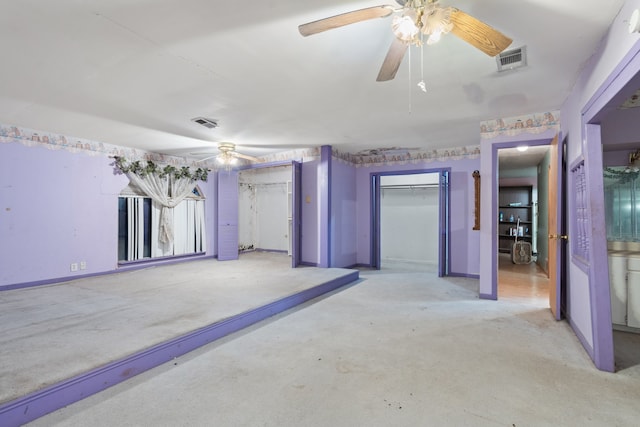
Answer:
498;253;549;304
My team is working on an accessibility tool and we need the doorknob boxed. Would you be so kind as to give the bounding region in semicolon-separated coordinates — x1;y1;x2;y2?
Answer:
549;234;568;240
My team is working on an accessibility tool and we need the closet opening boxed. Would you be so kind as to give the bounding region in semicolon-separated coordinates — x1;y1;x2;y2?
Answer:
371;169;450;275
239;165;292;254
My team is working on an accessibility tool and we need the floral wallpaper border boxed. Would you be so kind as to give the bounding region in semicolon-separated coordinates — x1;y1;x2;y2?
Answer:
0;123;210;168
0;123;325;167
335;145;481;167
1;122;480;169
480;111;560;139
253;147;321;164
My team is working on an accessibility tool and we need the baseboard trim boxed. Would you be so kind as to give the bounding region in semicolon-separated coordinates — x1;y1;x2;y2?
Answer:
448;272;480;279
0;270;359;427
1;254;215;292
299;261;319;267
568;316;595;361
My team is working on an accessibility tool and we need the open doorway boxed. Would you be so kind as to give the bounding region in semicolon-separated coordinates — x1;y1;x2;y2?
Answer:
599;92;640;371
238;165;292;255
216;161;301;266
371;169;450;275
497;145;551;303
379;173;440;272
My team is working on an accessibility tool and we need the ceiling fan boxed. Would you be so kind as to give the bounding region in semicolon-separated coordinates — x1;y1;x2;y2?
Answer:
298;0;512;81
191;142;260;166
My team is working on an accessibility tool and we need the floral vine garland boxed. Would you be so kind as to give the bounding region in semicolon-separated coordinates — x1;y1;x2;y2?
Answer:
604;167;639;185
113;156;209;182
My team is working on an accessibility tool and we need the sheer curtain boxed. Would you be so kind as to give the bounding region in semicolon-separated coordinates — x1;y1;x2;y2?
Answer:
150;198;207;258
151;200;173;258
127;198;145;261
125;173;196;245
195;199;206;253
173;201;189;255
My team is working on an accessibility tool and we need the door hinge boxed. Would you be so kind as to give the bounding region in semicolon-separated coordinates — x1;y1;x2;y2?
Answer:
549;234;568;241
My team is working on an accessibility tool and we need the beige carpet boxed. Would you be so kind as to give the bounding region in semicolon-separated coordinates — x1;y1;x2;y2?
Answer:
0;252;353;405
27;261;640;426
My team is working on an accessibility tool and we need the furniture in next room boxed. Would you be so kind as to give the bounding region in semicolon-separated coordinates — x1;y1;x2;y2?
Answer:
608;244;640;331
498;186;533;254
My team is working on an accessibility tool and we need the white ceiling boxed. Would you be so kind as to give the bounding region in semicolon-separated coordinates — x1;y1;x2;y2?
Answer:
498;145;549;172
0;0;627;160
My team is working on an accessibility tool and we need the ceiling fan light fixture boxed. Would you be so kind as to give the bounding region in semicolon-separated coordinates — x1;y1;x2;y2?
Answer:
216;152;238;165
215;142;239;166
421;6;453;45
426;29;442;45
392;15;419;42
298;0;513;82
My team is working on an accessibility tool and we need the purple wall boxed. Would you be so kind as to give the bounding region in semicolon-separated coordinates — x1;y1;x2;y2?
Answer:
355;158;480;275
1;142;125;287
558;0;640;371
603;150;630;167
0;140;216;289
1;132;478;285
331;159;357;268
301;159;319;265
208;172;218;257
601;108;640;147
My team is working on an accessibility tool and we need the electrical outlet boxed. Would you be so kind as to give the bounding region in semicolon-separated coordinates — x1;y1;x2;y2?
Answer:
70;263;78;272
80;261;86;270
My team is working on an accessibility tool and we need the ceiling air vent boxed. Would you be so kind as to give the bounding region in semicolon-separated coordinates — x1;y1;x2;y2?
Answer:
496;46;527;72
191;117;219;129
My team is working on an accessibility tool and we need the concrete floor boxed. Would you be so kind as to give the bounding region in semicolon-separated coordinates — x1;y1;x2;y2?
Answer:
24;260;640;426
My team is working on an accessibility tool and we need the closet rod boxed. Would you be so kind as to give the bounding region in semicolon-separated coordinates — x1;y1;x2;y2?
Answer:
380;184;439;189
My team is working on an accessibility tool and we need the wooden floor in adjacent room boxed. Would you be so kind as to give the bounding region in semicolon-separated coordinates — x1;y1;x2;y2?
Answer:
498;252;549;304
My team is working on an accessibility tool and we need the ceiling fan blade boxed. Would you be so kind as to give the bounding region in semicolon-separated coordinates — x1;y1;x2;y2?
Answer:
298;6;394;37
376;37;409;82
232;152;261;162
194;155;218;162
449;9;512;57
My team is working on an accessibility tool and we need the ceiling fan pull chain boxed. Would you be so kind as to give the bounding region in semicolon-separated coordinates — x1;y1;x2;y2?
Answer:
408;44;412;114
418;32;426;92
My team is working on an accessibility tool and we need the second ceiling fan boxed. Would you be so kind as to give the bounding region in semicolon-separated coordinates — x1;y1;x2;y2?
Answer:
192;142;260;165
299;0;512;81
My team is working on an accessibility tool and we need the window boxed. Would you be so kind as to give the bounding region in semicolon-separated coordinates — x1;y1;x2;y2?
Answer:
604;166;640;241
118;185;206;261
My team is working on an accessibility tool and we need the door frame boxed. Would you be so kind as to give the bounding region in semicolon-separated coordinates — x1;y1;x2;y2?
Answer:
370;168;451;276
578;38;640;372
547;134;564;320
236;160;302;267
487;136;558;300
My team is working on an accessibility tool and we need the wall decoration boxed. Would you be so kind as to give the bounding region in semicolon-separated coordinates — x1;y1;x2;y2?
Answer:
251;147;320;164
571;160;589;270
0;123;210;168
1;122;480;169
480;111;560;139
113;156;209;182
334;145;481;167
472;170;480;230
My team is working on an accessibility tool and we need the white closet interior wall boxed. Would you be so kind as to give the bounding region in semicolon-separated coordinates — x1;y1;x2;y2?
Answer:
239;166;291;252
380;173;440;267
